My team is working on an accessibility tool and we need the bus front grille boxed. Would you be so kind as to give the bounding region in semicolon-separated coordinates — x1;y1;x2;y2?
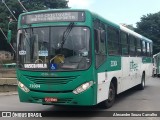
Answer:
24;75;78;85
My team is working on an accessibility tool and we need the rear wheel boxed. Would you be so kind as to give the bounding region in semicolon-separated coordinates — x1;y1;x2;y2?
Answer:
100;82;116;109
138;73;145;90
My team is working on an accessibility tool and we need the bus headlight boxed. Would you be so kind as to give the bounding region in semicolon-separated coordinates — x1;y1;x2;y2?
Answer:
73;81;93;94
18;81;30;93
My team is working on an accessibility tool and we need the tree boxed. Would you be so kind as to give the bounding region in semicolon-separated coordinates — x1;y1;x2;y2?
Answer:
0;0;69;53
23;0;68;11
135;12;160;54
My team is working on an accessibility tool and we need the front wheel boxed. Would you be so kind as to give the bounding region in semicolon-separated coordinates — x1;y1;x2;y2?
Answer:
100;82;116;109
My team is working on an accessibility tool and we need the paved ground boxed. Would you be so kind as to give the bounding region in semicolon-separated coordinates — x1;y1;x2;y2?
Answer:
0;77;160;120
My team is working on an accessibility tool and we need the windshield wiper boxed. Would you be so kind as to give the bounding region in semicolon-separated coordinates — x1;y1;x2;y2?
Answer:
60;22;74;49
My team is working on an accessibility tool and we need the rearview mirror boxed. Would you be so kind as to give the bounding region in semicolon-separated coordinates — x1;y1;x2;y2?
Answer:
94;29;100;53
100;30;106;42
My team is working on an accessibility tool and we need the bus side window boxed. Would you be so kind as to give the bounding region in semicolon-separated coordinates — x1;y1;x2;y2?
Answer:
120;31;129;56
142;41;146;56
129;35;136;56
94;20;106;68
107;26;119;55
150;43;153;56
146;42;150;57
94;28;106;68
136;39;142;56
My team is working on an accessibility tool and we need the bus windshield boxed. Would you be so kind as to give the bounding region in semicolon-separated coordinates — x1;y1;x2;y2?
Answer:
18;26;91;71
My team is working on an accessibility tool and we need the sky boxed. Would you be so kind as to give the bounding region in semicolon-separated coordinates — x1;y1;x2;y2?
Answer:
68;0;160;27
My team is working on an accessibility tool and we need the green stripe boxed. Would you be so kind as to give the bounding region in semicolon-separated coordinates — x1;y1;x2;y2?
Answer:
107;56;121;71
142;57;152;63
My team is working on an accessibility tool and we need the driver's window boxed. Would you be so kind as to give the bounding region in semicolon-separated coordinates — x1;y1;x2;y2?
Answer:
32;28;49;63
94;19;106;68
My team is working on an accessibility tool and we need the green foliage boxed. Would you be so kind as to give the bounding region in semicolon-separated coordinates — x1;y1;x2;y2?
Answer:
23;0;68;10
135;12;160;54
0;0;68;52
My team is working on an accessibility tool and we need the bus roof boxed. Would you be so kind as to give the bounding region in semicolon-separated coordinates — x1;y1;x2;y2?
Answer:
19;9;152;43
90;10;152;43
120;25;152;43
19;8;90;16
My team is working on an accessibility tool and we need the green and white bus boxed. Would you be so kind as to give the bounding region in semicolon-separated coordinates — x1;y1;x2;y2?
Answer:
153;52;160;77
14;9;153;108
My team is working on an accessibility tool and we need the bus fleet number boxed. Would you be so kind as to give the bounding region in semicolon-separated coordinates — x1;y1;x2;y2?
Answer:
111;61;118;67
29;84;40;88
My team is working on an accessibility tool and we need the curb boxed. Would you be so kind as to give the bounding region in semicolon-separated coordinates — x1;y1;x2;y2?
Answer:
0;78;17;85
0;85;17;92
0;91;18;96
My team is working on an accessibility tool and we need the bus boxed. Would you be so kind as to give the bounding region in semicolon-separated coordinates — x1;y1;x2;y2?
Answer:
153;52;160;77
12;9;153;108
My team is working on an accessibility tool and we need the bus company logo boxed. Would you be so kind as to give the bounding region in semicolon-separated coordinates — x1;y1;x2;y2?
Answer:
130;60;138;71
41;72;57;77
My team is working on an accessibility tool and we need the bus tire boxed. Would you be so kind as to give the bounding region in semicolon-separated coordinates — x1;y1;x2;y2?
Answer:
138;73;145;90
100;82;116;109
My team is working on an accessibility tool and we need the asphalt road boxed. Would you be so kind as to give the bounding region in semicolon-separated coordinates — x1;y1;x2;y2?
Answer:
0;77;160;120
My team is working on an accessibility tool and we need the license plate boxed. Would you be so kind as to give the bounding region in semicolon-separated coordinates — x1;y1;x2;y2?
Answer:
44;97;58;102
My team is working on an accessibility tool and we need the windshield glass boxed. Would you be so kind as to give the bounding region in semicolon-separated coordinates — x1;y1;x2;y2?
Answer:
18;26;91;71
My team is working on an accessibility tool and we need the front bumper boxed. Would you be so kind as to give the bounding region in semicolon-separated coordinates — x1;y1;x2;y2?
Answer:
18;86;95;106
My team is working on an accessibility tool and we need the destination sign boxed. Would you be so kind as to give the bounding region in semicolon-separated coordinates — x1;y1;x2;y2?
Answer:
24;64;47;69
21;11;85;24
